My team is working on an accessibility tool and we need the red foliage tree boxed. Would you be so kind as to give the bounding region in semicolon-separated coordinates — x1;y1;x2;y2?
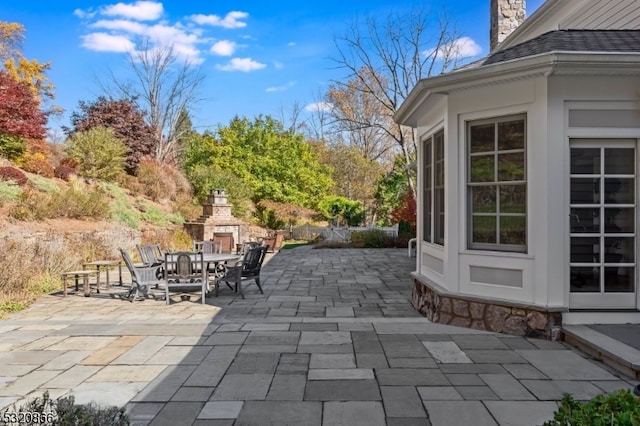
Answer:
64;96;157;173
0;70;47;140
390;191;416;234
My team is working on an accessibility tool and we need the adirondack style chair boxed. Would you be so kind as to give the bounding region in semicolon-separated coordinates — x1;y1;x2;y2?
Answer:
119;248;164;302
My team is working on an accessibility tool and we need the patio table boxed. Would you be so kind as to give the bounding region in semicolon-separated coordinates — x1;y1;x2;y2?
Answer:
164;252;240;293
83;259;123;291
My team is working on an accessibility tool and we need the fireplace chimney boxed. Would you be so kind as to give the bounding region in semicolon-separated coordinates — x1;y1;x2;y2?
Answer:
490;0;526;52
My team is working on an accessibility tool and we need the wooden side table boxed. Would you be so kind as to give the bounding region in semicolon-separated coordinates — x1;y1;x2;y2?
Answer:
83;260;123;291
61;270;98;297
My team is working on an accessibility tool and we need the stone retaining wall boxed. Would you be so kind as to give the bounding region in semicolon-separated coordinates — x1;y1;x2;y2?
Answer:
412;277;564;340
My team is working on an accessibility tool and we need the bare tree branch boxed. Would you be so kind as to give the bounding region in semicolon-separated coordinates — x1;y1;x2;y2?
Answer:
103;39;205;164
329;6;462;198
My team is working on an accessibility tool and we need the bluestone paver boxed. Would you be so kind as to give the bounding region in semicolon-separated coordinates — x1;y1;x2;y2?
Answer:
235;401;322;426
484;401;560;426
265;374;306;400
424;401;497;426
323;401;386;426
0;246;636;426
380;386;426;418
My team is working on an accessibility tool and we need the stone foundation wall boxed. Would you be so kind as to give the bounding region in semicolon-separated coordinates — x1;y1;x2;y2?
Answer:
412;277;564;340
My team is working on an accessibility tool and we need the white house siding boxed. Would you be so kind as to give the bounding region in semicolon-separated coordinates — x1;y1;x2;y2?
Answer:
560;0;640;30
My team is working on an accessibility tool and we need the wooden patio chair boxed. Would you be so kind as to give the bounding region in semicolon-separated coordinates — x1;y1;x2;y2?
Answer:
164;251;207;305
237;241;260;256
118;248;164;302
136;243;165;288
216;245;267;298
194;240;222;254
137;244;164;266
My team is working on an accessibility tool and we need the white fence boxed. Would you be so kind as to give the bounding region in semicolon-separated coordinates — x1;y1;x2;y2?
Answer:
291;224;399;242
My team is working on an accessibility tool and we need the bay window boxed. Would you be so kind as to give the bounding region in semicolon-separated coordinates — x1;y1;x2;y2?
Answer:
423;129;445;245
467;115;526;252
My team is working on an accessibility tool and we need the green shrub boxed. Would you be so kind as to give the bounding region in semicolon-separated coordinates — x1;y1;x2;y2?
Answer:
317;195;365;227
138;201;174;226
4;390;129;426
255;204;286;230
28;173;61;194
0;180;22;201
65;127;127;181
350;229;395;248
0;134;26;161
109;199;140;229
101;182;141;228
543;389;640;426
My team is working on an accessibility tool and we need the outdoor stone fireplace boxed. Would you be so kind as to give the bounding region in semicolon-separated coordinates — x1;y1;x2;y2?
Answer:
183;189;248;252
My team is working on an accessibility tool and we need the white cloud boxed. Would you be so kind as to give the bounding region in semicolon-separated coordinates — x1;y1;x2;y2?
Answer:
449;37;483;58
74;8;96;19
101;1;163;21
211;40;236;56
216;57;266;72
81;32;134;52
145;23;200;47
85;18;203;62
266;81;295;93
91;19;147;34
305;101;332;112
287;41;296;47
425;36;483;60
190;11;248;29
172;43;204;64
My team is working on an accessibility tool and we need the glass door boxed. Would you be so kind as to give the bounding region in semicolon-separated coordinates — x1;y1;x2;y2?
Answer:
569;140;637;309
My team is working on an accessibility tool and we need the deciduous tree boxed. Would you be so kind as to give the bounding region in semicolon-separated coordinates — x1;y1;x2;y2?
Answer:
64;96;156;173
184;115;333;209
0;21;55;106
104;40;204;164
326;68;396;163
0;70;47;141
330;7;463;198
314;141;385;225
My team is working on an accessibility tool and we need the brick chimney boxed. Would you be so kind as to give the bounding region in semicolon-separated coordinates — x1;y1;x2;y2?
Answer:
490;0;526;51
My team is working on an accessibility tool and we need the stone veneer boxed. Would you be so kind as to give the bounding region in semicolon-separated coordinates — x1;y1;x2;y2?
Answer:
490;0;526;51
183;189;248;245
412;276;565;341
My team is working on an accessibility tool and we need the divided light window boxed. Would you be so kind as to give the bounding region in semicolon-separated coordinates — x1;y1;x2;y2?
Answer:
467;115;526;252
423;129;445;245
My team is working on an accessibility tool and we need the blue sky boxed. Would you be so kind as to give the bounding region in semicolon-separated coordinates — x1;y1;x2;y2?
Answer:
2;0;544;139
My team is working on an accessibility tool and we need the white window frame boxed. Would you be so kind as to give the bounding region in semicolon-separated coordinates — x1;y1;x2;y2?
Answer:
467;114;527;252
423;129;445;245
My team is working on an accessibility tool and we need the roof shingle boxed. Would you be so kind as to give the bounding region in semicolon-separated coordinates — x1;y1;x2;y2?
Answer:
484;30;640;65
